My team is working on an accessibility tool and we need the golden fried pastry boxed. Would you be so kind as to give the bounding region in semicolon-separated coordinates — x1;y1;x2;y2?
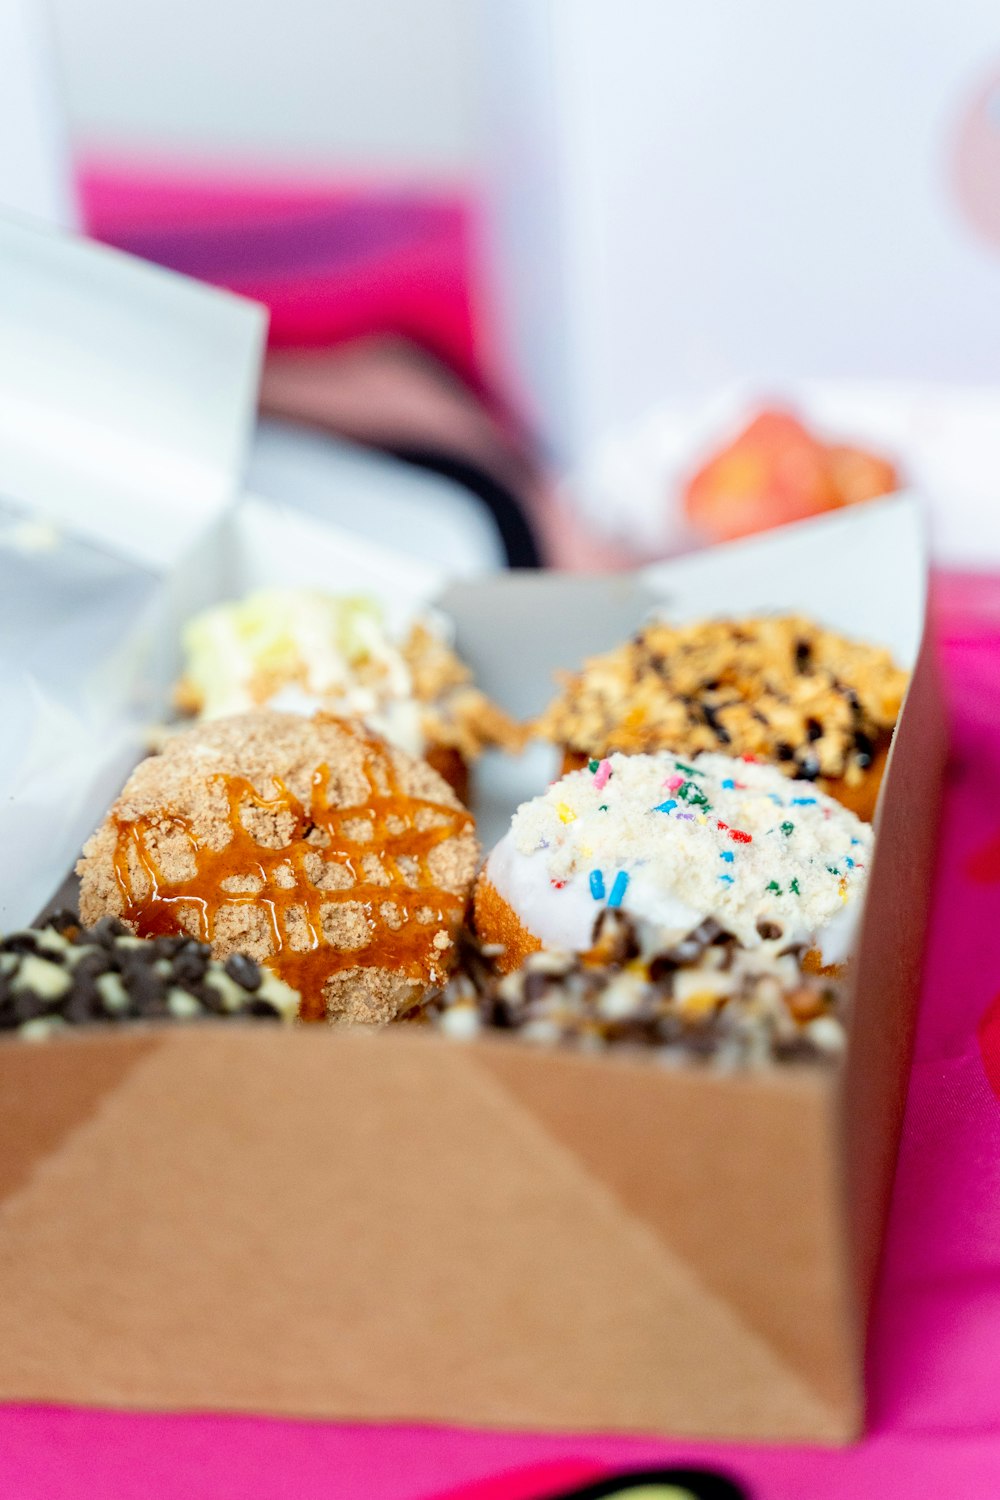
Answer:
78;711;479;1024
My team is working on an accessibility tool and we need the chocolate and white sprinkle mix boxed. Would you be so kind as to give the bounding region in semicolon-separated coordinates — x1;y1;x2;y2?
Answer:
427;910;846;1066
536;614;908;790
0;912;300;1039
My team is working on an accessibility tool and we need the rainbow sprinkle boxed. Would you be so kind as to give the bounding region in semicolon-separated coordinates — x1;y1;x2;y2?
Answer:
514;750;873;954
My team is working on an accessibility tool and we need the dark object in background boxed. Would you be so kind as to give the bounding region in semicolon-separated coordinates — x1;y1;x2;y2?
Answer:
84;175;545;568
390;444;540;568
534;1469;750;1500
261;338;542;568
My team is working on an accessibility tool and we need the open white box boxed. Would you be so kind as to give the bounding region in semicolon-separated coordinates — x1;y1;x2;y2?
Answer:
0;222;946;1442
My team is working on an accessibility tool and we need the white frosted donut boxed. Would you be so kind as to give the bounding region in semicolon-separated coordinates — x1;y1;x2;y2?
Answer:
479;750;873;966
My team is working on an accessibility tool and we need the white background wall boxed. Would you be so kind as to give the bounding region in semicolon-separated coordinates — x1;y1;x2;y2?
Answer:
48;0;478;175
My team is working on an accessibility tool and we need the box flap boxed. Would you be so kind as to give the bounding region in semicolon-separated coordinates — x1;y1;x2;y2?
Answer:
0;215;266;568
441;496;925;717
639;495;926;670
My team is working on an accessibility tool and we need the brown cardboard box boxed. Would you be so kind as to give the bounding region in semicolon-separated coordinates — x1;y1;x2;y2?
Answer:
0;500;944;1442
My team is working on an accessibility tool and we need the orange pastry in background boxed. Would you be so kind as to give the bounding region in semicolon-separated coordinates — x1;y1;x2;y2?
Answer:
683;408;899;542
825;441;900;512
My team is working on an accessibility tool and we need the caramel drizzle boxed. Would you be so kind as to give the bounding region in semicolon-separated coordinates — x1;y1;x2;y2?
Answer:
111;736;473;1020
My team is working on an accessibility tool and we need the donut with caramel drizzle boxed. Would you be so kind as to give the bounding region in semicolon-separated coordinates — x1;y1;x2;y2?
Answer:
78;713;479;1023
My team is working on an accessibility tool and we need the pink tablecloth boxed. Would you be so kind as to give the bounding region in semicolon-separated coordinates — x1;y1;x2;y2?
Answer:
78;162;482;386
1;578;998;1498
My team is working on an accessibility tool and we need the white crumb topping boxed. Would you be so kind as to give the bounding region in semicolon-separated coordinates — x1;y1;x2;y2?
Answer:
508;751;873;957
179;590;425;752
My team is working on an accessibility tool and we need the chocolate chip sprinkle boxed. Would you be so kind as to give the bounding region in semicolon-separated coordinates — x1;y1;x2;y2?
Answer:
224;952;262;991
0;912;299;1036
172;940;210;984
427;911;846;1066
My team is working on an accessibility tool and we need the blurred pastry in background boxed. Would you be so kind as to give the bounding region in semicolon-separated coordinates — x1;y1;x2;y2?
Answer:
473;748;872;973
78;711;480;1025
535;614;908;820
174;588;523;801
683;408;899;542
